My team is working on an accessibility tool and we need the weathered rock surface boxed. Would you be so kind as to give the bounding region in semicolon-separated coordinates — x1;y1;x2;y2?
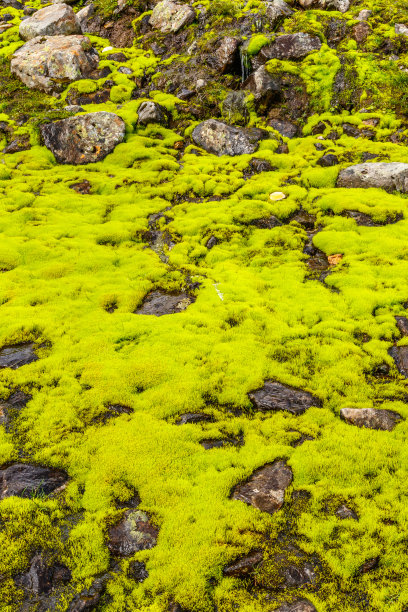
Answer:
336;504;358;520
0;464;68;499
0;343;38;370
249;381;321;415
138;101;168;125
128;560;149;582
192;120;270;156
223;550;263;577
340;408;401;431
41;112;125;164
266;0;294;25
337;163;408;192
0;389;32;429
67;576;107;612
76;3;95;33
176;413;213;424
215;37;240;74
108;509;159;556
19;4;80;41
232;460;293;514
269;118;298;138
298;0;349;11
243;66;281;109
149;0;195;34
275;600;317;612
136;291;194;316
396;316;408;336
389;345;408;377
260;33;322;61
11;35;99;93
15;554;71;595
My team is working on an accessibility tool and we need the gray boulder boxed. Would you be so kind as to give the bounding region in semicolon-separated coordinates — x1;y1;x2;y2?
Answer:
260;32;321;61
243;65;281;109
19;4;80;40
11;35;99;93
232;460;292;515
137;101;168;125
192;119;270;156
149;0;195;33
340;408;402;431
41;112;125;164
76;3;95;33
298;0;349;11
265;0;293;26
337;162;408;192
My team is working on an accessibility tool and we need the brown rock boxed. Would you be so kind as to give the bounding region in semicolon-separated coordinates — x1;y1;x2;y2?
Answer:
340;408;401;431
223;550;263;577
0;463;68;499
336;504;358;520
275;600;317;612
396;316;408;336
0;343;38;370
232;460;292;515
136;291;194;316
260;33;321;61
215;37;240;74
108;509;159;556
249;381;321;415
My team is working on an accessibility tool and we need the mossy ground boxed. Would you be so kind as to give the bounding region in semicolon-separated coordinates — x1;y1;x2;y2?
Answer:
2;0;408;611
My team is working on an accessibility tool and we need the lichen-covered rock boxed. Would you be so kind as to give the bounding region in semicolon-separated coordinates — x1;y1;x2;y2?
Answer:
340;408;401;431
19;4;80;41
232;460;293;514
214;37;240;74
137;101;168;125
265;0;293;26
149;0;195;33
41;112;125;164
0;464;68;499
11;35;99;93
249;380;321;415
260;32;321;61
297;0;349;11
108;509;159;556
337;162;408;192
192;120;270;156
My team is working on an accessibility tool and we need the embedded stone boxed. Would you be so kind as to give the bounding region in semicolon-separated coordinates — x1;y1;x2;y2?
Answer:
19;4;80;41
249;380;321;415
136;291;194;316
340;408;401;431
138;101;168;126
192;119;270;156
232;460;293;514
259;33;321;61
337;162;408;192
297;0;349;11
275;600;317;612
389;345;408;377
336;504;358;520
108;509;159;556
149;0;195;34
0;464;68;499
265;0;293;26
0;343;38;370
223;550;263;577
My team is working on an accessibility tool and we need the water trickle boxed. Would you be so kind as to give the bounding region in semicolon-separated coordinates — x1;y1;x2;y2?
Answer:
239;47;251;83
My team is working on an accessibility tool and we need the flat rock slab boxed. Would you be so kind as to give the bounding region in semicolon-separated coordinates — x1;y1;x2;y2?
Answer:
223;550;263;577
136;291;194;316
41;112;125;164
0;343;37;369
340;408;401;431
19;4;80;40
337;162;408;192
260;33;321;61
149;0;195;33
249;380;321;415
192;120;270;156
275;600;317;612
298;0;349;11
232;460;292;515
389;345;408;377
0;463;68;499
11;35;99;93
108;509;159;556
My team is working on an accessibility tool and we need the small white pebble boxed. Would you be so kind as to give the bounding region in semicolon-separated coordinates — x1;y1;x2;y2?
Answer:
102;46;114;53
269;192;286;201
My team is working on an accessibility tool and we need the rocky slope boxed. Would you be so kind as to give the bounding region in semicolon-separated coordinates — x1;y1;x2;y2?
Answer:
1;0;408;610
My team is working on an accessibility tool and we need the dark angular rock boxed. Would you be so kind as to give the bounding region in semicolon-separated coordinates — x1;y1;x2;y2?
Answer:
222;91;249;125
340;408;401;431
265;0;293;26
290;433;314;447
215;37;240;74
223;550;263;577
206;236;219;249
317;153;339;167
200;435;242;449
108;509;159;556
136;291;194;316
15;554;71;594
248;157;274;174
192;120;270;156
67;576;107;612
232;460;293;515
290;210;316;230
128;560;149;582
269;119;298;138
280;562;316;588
275;600;317;612
396;316;408;336
250;215;282;229
242;66;281;110
389;345;408;377
0;464;68;499
0;343;38;370
41;112;125;165
326;17;347;48
259;33;321;61
357;556;379;574
249;381;321;415
336;504;358;520
138;101;168;126
106;52;127;62
176;413;213;424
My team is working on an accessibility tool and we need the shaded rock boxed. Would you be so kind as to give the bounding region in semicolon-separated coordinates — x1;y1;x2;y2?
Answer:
357;556;379;574
0;464;68;499
70;179;91;194
108;509;159;556
249;380;321;415
269;119;298;138
215;37;240;74
317;153;339;167
396;316;408;336
3;135;31;154
243;66;281;110
337;162;408;193
192;120;269;156
260;33;321;61
200;435;242;449
0;343;38;370
389;345;408;377
290;433;314;447
0;390;32;429
298;0;349;10
138;101;168;125
19;4;80;41
248;157;274;174
67;576;107;612
41;112;125;164
280;562;316;588
15;554;71;594
223;550;263;577
265;0;294;26
290;210;316;230
76;3;94;33
11;35;99;93
206;235;219;249
128;560;149;582
232;460;293;515
95;404;133;424
222;91;249;125
136;291;194;316
325;17;347;48
106;52;127;62
340;408;401;431
353;21;371;44
336;504;358;520
149;0;195;34
275;600;317;612
176;413;213;424
250;215;282;229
